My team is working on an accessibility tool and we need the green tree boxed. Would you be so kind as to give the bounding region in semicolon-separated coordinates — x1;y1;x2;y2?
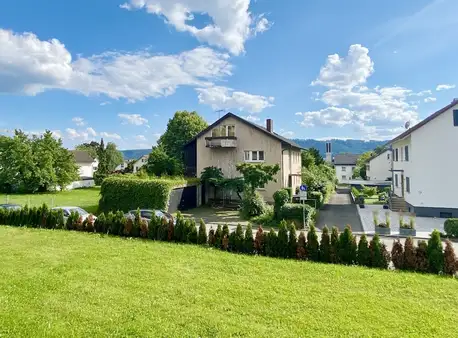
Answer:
77;140;123;172
427;230;444;274
306;224;320;261
236;163;280;193
320;226;331;263
301;148;324;167
357;234;371;267
105;142;124;171
353;151;373;180
146;146;182;176
75;141;99;158
158;110;208;161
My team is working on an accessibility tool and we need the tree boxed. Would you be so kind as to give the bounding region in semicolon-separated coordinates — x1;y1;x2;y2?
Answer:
75;141;99;158
427;229;444;274
352;151;373;179
236;163;280;193
373;145;386;155
357;234;370;267
158;110;208;161
301;148;323;168
105;142;124;171
77;140;123;172
306;224;320;261
320;226;331;263
146;146;182;176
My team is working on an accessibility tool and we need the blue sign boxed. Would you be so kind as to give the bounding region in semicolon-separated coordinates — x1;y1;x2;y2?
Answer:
300;184;307;192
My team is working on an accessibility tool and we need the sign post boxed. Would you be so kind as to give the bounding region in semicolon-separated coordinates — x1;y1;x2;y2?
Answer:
299;185;307;229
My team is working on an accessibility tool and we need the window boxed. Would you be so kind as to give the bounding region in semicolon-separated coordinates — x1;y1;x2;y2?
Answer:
454;110;458;127
400;147;404;161
227;125;236;137
366;164;370;171
342;166;347;172
406;177;410;193
395;148;399;162
244;151;250;161
211;125;235;137
259;151;265;161
252;151;258;161
244;150;265;162
387;153;390;160
404;145;409;161
342;175;347;180
395;174;399;187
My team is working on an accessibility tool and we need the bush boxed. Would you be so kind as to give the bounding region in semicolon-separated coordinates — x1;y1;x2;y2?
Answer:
362;185;377;198
403;237;416;271
427;230;444;274
265;228;278;257
222;234;229;251
208;227;216;246
174;212;185;242
391;240;404;270
273;189;290;218
330;226;339;264
381;244;391;269
99;177;185;213
444;218;458;238
288;223;297;259
240;189;267;219
167;220;174;241
250;207;277;228
319;226;331;263
214;225;223;248
222;224;230;244
279;203;315;227
277;221;289;258
357;234;370;267
197;219;207;245
369;234;384;268
283;188;293;202
296;231;307;259
444;240;457;276
309;191;324;209
233;224;245;253
338;226;356;265
254;226;265;255
187;220;198;244
415;241;429;273
306;224;320;261
355;195;365;205
351;187;360;198
244;224;254;254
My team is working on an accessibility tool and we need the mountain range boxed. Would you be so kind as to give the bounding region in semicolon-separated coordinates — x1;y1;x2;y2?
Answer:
120;139;386;160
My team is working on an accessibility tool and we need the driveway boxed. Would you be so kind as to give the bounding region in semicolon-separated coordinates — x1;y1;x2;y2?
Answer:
179;206;248;227
316;188;364;232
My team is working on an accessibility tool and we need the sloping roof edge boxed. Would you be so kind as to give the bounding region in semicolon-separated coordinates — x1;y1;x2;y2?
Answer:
367;148;390;163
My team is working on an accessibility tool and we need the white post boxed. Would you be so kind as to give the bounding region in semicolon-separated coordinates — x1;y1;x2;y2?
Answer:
302;200;306;229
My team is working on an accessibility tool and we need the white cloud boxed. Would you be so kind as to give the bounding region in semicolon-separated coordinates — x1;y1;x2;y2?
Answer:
243;115;260;122
118;113;149;126
296;107;354;127
65;127;98;141
100;101;111;106
100;132;122;140
414;90;432;96
424;97;437;103
51;130;62;139
135;135;147;142
86;127;97;137
72;117;86;126
436;84;456;91
196;86;274;113
120;0;271;55
278;129;294;138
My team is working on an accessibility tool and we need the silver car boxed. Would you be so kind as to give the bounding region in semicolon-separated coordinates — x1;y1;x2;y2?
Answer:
0;204;22;211
51;206;96;222
124;209;175;224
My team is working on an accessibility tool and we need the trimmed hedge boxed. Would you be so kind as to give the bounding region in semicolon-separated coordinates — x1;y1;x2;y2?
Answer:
444;218;458;238
279;203;315;227
99;177;187;213
309;191;324;209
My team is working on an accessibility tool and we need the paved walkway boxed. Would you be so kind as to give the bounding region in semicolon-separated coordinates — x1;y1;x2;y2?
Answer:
316;188;364;232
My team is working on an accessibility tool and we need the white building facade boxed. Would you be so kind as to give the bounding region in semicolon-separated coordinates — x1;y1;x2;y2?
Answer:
333;154;359;184
366;149;391;181
389;99;458;218
133;155;149;173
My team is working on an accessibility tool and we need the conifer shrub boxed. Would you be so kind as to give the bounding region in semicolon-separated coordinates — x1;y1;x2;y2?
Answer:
187;220;198;244
306;224;320;261
124;217;134;236
320;226;331;263
85;214;95;232
214;225;223;248
222;224;230;242
173;213;184;242
357;234;370;267
208;227;216;246
369;234;385;269
197;219;207;245
427;229;444;274
380;243;391;269
297;231;307;260
391;240;404;270
56;208;65;229
40;203;49;228
415;241;429;273
265;228;278;257
234;224;245;252
105;211;114;235
277;220;289;258
288;223;297;259
330;226;339;263
403;237;416;271
338;226;356;265
443;240;457;276
140;218;149;238
20;205;29;227
254;226;265;255
157;217;169;241
167;220;174;241
228;232;236;251
222;234;229;251
148;216;160;240
244;224;254;254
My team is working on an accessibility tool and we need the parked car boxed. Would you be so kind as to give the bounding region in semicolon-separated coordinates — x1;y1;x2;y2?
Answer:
124;209;175;224
0;204;22;210
51;207;96;222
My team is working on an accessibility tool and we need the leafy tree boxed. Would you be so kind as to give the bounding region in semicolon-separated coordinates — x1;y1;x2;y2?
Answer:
105;142;124;172
76;140;123;172
301;148;324;168
75;141;99;158
352;151;373;179
236;163;280;193
373;145;386;155
320;226;331;263
158;110;208;161
146;146;182;176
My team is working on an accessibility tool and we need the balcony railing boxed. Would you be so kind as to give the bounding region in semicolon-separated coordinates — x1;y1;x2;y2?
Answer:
205;136;237;148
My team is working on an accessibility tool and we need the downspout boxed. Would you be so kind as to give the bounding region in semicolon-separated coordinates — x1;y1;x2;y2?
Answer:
281;146;288;189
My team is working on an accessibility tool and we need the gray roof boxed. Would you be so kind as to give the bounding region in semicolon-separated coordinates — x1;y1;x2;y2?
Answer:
333;153;359;165
185;112;303;150
70;150;94;163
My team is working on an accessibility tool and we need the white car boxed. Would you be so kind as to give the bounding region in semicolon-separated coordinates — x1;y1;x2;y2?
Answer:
52;207;96;222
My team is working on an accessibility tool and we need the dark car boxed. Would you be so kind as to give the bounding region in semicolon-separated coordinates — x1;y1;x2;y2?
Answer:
0;204;22;210
125;209;175;224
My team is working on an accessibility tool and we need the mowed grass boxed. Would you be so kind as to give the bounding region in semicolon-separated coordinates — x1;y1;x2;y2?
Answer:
0;187;100;214
1;228;458;337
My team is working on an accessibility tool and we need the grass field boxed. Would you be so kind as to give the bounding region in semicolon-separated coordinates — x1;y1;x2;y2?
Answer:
0;187;100;214
1;227;458;337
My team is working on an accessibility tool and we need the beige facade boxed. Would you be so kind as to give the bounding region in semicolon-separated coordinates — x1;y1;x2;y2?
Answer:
196;116;302;202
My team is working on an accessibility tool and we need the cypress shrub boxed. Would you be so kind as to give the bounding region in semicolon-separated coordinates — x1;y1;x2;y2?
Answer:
297;231;307;260
179;219;191;242
228;231;236;251
444;240;457;276
20;205;29;226
404;237;417;271
40;203;49;228
157;217;169;241
139;218;149;238
214;225;223;248
187;220;198;244
330;226;339;263
338;225;356;265
197;219;207;245
31;206;39;227
208;227;216;246
124;217;134;236
307;224;320;261
167;220;174;241
222;224;230;242
131;209;141;237
369;234;385;269
234;224;245;252
319;226;331;263
357;234;370;267
222;234;229;251
427;229;444;274
148;216;161;240
288;223;297;259
105;211;114;234
56;209;65;229
380;243;390;269
415;241;429;273
95;213;106;233
265;228;278;257
277;221;289;258
254;226;265;255
391;240;404;270
244;224;254;254
85;214;95;232
174;212;184;242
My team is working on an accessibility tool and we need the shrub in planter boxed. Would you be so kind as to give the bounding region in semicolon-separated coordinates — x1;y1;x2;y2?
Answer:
214;225;223;248
403;237;416;271
427;229;444;274
319;226;331;263
240;189;267;219
306;224;320;261
391;240;404;270
444;218;458;238
265;228;278;257
444;240;457;276
338;225;356;265
244;224;254;254
415;240;429;273
330;226;339;263
273;189;290;218
288;223;297;259
208;227;216;246
400;215;416;236
297;231;307;260
277;220;289;258
357;234;370;267
197;219;207;245
254;226;265;255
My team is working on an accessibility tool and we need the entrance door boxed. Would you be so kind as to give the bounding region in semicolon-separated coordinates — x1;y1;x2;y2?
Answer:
401;174;405;198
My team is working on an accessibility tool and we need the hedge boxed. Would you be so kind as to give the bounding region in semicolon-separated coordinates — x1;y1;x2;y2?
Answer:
309;191;324;209
444;218;458;238
1;205;457;277
279;203;315;227
99;177;188;213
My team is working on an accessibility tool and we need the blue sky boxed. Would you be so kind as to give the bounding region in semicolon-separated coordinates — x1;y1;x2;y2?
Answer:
1;0;457;149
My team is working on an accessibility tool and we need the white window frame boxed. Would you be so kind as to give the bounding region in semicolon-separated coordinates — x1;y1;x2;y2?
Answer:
244;150;265;162
211;125;236;137
342;166;347;172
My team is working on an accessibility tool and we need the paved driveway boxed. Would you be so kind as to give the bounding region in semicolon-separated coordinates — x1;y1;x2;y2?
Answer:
316;188;364;232
179;206;248;227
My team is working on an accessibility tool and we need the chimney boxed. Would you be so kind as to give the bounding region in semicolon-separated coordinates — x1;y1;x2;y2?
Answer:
266;118;273;133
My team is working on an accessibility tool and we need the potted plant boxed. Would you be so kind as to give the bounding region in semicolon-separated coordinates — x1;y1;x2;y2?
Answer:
399;214;416;236
375;210;391;235
356;195;365;208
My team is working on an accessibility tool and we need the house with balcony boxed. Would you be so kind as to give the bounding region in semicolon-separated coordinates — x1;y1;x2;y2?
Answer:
388;99;458;218
183;113;303;202
366;149;391;181
333;154;359;184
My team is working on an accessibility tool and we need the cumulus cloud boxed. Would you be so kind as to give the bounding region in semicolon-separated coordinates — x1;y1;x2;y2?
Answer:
135;135;147;142
424;97;437;103
296;107;354;127
86;127;97;137
196;86;274;113
278;129;294;138
120;0;271;55
118;113;149;126
100;132;122;140
242;115;260;122
72;117;85;126
65;127;98;141
436;84;456;91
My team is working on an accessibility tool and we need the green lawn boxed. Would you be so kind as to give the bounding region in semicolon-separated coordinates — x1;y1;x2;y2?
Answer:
1;227;458;337
0;187;100;214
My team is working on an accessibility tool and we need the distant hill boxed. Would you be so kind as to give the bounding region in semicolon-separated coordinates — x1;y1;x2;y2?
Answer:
291;139;386;156
120;139;386;160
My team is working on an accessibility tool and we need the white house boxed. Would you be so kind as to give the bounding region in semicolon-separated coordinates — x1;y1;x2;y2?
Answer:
333;154;359;184
71;150;98;178
388;98;458;218
115;160;129;172
133;155;149;173
366;149;391;181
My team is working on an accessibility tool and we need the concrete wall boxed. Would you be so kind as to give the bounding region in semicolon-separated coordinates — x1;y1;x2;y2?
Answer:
366;150;391;181
335;165;355;183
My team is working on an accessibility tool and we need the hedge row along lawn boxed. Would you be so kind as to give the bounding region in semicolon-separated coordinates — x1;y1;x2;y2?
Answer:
0;187;100;214
1;227;458;337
